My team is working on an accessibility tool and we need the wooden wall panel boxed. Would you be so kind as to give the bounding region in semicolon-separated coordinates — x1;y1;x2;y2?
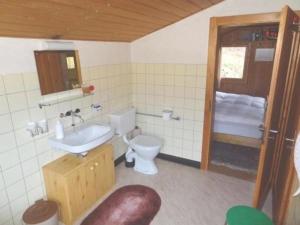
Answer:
218;25;277;97
0;0;223;42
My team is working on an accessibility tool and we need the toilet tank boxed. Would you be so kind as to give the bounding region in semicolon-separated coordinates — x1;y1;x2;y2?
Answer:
109;108;136;135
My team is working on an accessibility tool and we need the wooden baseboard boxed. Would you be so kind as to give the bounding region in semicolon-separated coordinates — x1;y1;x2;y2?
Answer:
213;132;261;149
209;163;257;181
114;153;201;168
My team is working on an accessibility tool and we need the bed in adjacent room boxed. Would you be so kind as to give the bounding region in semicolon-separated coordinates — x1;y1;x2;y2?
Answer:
213;91;266;148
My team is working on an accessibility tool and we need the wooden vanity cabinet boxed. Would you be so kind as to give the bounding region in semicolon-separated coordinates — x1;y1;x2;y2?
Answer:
43;144;115;225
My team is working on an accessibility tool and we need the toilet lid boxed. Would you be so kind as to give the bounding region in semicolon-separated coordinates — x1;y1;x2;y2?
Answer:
130;135;162;149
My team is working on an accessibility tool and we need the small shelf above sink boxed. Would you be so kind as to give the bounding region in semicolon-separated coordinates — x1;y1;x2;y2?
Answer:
39;92;93;109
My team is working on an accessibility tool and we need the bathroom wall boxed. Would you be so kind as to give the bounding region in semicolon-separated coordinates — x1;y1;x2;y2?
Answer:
0;37;131;225
131;63;206;161
131;0;300;64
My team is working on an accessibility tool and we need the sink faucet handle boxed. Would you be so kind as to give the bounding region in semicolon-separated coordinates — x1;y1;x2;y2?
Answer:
74;108;80;113
65;110;72;116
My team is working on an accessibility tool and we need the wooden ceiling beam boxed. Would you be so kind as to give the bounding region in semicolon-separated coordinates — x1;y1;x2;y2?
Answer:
131;0;191;18
0;0;224;42
44;0;168;26
0;9;159;31
188;0;214;8
162;0;204;13
0;23;151;39
109;1;180;22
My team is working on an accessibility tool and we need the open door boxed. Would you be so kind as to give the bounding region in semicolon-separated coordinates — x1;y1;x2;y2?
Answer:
272;20;300;225
253;6;298;208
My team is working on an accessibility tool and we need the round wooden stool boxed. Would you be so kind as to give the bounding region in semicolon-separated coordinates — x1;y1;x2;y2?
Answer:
226;205;274;225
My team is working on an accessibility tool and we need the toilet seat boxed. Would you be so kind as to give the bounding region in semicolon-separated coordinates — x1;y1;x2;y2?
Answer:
130;135;161;151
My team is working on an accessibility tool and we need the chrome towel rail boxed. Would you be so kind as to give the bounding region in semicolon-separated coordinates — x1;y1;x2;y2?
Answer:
136;112;180;121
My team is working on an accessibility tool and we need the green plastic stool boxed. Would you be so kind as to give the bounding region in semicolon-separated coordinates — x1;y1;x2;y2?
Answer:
226;205;274;225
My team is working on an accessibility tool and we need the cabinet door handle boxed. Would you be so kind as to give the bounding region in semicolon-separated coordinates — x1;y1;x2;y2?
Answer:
90;166;94;171
94;162;99;166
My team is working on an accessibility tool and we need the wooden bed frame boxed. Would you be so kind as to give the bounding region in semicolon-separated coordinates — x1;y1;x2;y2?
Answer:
213;132;262;149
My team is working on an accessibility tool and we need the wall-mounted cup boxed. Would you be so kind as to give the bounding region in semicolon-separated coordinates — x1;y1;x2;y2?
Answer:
37;119;48;134
26;122;38;137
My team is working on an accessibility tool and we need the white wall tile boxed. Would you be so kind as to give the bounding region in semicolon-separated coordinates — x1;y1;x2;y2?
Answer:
0;76;5;96
0;114;13;134
2;220;14;225
0;133;16;153
17;142;36;162
3;165;23;186
21;158;39;177
14;129;32;146
9;195;28;216
7;93;28;112
0;172;4;190
26;90;42;108
22;73;39;91
28;108;45;121
0;149;20;170
27;185;43;205
0;205;12;225
24;172;41;191
3;74;24;94
0;96;9;115
0;189;8;207
12;212;23;225
11;110;30;130
132;63;206;161
37;151;52;168
6;180;26;202
44;105;59;119
34;137;51;155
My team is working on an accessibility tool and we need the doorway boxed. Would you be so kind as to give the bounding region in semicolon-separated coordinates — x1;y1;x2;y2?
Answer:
200;6;300;215
210;23;278;180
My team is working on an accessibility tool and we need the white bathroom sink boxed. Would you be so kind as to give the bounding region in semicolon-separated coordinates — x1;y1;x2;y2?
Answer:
48;124;114;155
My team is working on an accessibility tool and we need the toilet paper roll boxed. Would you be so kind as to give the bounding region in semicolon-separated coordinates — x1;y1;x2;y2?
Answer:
162;110;173;120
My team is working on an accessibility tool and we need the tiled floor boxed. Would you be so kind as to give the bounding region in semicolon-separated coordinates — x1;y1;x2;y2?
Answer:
76;159;272;225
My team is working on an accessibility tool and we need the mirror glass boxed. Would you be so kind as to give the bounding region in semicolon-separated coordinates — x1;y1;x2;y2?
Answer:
34;50;82;95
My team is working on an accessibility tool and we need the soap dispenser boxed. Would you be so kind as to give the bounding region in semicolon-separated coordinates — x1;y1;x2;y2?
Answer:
55;120;64;139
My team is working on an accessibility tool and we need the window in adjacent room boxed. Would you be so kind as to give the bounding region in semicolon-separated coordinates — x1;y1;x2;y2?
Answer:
219;46;247;79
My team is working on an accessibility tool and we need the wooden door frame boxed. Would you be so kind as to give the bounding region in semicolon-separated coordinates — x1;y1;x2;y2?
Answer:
200;10;300;171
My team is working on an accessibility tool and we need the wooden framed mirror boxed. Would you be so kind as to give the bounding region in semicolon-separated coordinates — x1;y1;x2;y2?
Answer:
34;50;82;95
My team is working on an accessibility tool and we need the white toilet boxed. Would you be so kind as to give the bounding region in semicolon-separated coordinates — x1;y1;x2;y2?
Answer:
110;108;162;175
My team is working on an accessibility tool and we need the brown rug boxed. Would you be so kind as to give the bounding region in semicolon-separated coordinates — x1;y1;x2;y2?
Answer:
81;185;161;225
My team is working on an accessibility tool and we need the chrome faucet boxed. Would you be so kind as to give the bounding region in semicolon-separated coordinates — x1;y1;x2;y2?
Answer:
63;108;84;127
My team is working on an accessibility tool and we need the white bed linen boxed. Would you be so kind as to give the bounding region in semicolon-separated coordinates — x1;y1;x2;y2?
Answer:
214;91;266;139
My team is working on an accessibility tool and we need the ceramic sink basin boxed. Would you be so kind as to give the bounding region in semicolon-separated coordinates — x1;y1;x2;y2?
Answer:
48;124;114;155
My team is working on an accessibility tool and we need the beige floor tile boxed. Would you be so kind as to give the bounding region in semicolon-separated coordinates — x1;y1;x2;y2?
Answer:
76;159;272;225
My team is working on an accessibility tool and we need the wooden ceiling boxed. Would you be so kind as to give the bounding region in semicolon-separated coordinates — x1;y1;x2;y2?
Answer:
0;0;223;42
